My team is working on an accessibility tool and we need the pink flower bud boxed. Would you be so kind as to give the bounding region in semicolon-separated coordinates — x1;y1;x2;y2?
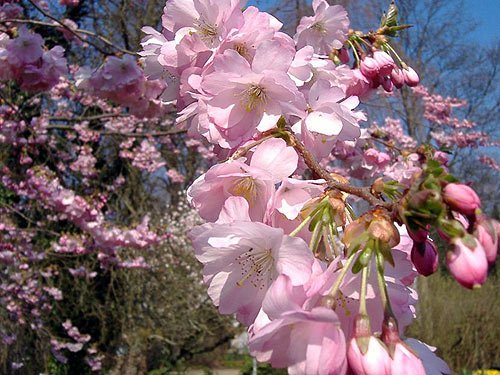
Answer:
348;315;391;375
433;151;449;166
373;51;395;76
360;57;379;78
348;336;392;375
391;68;405;89
443;183;481;215
391;341;426;375
447;236;488;289
403;66;419;87
347;69;371;97
411;240;439;276
475;216;498;264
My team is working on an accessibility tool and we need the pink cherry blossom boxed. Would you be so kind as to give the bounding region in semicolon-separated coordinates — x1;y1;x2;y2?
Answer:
294;0;349;55
162;0;244;48
188;138;298;222
197;41;305;148
6;27;44;64
189;222;314;324
249;275;347;374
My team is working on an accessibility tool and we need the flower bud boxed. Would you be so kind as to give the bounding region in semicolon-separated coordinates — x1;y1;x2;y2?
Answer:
348;336;391;375
360;57;379;78
381;76;394;92
339;47;350;64
391;68;405;89
447;236;488;289
443;183;481;215
380;317;426;375
475;216;498;264
403;66;419;87
411;240;439;276
373;51;395;76
408;228;429;243
348;315;391;375
391;341;426;375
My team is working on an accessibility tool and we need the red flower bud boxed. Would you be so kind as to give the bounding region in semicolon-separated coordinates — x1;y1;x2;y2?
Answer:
411;240;439;276
443;183;481;215
339;47;350;64
391;68;405;89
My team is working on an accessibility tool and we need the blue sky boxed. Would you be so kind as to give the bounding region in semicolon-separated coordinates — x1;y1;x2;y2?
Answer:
464;0;500;45
248;0;499;45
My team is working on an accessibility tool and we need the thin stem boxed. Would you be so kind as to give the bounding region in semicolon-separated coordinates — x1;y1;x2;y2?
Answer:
309;221;323;254
327;251;357;299
287;130;394;210
359;262;370;315
328;222;341;257
375;251;395;318
347;40;361;66
384;43;405;66
289;215;313;237
322;227;335;261
229;132;278;161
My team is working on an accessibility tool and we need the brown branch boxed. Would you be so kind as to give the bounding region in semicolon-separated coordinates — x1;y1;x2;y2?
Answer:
21;2;137;56
286;130;394;209
49;113;130;122
47;124;185;138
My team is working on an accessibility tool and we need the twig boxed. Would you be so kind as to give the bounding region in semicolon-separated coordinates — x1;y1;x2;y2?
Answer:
47;124;185;138
286;130;394;209
22;1;137;56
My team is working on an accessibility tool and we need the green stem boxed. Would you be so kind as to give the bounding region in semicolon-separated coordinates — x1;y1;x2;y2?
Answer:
375;251;395;318
327;252;357;299
289;215;313;237
328;222;341;257
384;43;405;66
359;261;370;316
347;40;361;66
309;222;323;254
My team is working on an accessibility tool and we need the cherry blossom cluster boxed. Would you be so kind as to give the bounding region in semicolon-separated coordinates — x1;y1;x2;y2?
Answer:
141;0;497;374
412;86;491;150
0;27;68;92
77;56;170;118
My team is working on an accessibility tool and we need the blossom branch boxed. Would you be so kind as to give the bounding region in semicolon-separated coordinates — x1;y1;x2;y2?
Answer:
286;130;394;209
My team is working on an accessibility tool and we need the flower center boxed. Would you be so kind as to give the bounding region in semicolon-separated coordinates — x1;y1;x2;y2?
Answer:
229;176;259;203
311;21;327;33
233;43;250;59
236;247;274;288
195;19;219;45
240;84;267;112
